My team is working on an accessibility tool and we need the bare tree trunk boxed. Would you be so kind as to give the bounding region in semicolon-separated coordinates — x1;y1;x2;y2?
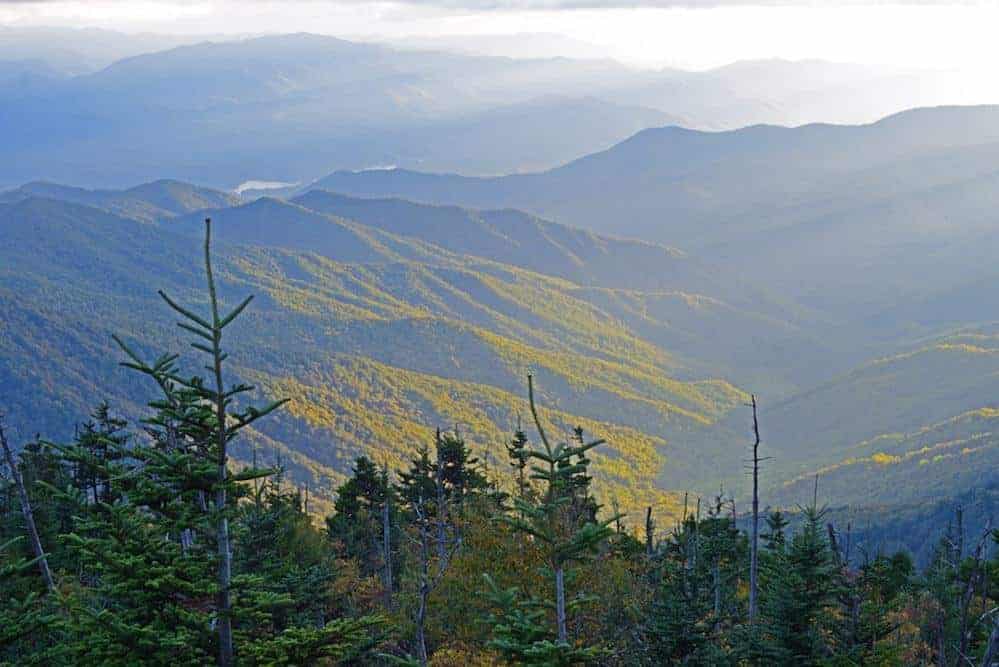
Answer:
956;506;965;564
692;497;700;572
416;515;430;667
713;557;721;618
382;465;393;609
411;479;458;666
435;430;448;577
0;417;56;593
749;394;761;624
827;524;842;568
645;506;654;556
555;565;568;643
983;613;999;667
959;524;992;662
939;622;947;667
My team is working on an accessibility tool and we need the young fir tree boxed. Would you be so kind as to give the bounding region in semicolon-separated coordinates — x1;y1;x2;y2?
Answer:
236;475;352;631
647;513;716;665
69;402;128;507
647;493;746;666
483;374;619;664
742;504;844;666
0;535;68;667
235;476;386;666
506;423;531;502
846;550;914;664
46;219;382;665
53;218;285;664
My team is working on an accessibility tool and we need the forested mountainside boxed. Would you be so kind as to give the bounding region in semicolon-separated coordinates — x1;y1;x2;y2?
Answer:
0;179;240;222
1;192;763;519
6;165;999;518
4;213;999;665
300;107;999;516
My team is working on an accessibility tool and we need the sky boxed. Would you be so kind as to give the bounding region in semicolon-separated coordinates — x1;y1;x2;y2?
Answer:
1;1;997;69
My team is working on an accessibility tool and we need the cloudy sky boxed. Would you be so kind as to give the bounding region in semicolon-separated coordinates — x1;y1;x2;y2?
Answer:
1;0;996;69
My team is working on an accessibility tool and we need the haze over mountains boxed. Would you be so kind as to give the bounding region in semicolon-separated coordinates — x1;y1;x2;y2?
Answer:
3;29;997;189
318;105;999;322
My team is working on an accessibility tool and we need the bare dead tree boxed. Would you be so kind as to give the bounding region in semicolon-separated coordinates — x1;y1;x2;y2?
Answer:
748;394;762;623
957;522;993;662
410;490;459;667
381;463;394;610
690;496;701;575
645;506;655;557
434;429;448;576
0;414;56;593
982;607;999;667
956;505;965;564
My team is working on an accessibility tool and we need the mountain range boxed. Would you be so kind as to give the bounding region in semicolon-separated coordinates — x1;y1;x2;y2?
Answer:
3;30;997;189
271;104;999;514
315;105;999;324
5;81;999;549
0;184;759;518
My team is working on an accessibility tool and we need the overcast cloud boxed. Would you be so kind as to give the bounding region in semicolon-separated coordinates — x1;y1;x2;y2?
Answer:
0;0;988;7
2;0;996;70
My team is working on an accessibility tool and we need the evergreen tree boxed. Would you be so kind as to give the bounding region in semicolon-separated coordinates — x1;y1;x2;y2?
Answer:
506;425;531;501
646;494;745;666
328;455;400;584
69;403;128;506
484;374;619;664
746;505;844;666
0;536;67;666
33;219;382;665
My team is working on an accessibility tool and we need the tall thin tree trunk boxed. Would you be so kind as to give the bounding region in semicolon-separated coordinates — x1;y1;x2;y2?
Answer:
713;557;721;618
749;394;761;623
827;524;842;568
555;565;567;643
982;614;999;667
435;430;448;576
959;524;991;662
417;517;430;667
692;497;700;572
381;465;393;609
645;506;654;556
956;506;965;564
203;219;234;667
0;417;56;593
938;622;947;667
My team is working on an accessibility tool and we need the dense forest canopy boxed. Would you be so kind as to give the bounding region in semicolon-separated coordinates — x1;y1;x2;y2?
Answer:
3;221;999;665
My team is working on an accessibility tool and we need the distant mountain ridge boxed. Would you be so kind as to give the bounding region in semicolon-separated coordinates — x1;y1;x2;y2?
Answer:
3;31;993;187
314;104;999;322
0;179;239;222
